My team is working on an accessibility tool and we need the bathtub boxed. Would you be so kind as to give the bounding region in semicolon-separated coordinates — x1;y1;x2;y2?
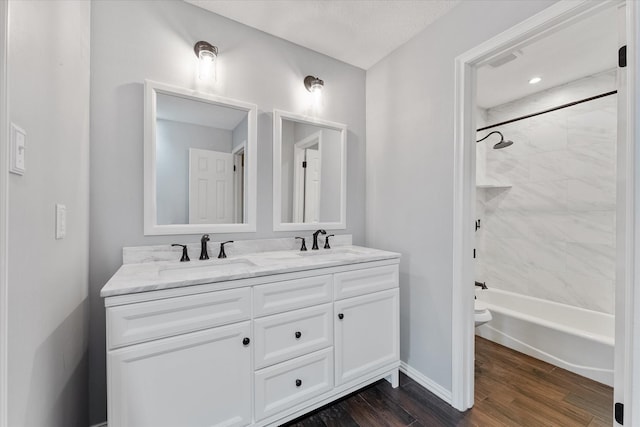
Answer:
475;288;614;386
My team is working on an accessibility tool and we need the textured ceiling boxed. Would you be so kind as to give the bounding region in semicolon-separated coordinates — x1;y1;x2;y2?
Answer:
185;0;460;69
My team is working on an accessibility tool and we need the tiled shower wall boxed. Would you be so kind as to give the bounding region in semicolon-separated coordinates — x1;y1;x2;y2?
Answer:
475;70;617;314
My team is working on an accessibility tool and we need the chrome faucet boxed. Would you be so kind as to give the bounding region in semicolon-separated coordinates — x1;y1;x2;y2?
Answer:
200;234;210;260
312;229;326;250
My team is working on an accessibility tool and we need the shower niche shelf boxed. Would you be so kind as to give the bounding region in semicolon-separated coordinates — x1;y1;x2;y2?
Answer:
476;182;512;189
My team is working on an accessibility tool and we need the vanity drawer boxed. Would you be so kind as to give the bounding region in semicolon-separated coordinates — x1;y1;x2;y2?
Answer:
334;264;399;300
107;287;251;349
254;303;333;369
254;347;333;421
253;275;332;317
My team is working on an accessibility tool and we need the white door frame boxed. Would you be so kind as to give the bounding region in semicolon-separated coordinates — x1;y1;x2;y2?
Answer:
231;141;245;224
292;131;322;223
451;0;637;421
0;1;8;425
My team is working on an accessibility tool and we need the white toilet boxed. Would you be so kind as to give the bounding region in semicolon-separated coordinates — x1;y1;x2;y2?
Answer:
474;299;492;327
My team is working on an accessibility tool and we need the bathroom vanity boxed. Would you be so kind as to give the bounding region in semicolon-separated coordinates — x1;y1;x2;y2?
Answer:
101;240;400;427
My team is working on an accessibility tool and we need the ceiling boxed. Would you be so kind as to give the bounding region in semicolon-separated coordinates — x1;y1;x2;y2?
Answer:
185;0;460;70
477;6;618;109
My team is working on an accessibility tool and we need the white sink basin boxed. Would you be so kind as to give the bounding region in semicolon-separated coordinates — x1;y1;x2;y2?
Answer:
159;258;257;279
297;248;362;257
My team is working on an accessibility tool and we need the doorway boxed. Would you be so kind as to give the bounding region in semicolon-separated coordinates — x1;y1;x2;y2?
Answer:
292;131;322;223
452;0;638;424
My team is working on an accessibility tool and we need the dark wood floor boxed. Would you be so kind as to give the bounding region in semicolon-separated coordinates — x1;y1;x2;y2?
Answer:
284;336;613;426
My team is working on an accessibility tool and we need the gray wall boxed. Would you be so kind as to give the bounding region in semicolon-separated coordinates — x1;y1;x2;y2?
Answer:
7;1;90;426
365;0;555;395
156;119;233;225
232;115;249;151
89;1;366;423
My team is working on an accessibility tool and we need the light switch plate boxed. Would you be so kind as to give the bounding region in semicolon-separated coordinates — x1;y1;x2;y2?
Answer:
10;123;26;175
55;204;66;239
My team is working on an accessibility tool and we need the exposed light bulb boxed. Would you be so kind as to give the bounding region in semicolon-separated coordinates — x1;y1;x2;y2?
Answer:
198;49;216;81
529;76;542;85
194;41;218;82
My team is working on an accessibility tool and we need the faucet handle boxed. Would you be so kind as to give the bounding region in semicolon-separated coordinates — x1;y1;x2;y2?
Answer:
218;241;234;259
324;234;335;249
171;244;190;262
295;237;307;251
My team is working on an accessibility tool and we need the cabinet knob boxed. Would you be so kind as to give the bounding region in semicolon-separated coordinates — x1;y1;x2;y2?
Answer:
338;313;344;320
242;337;250;346
295;331;302;339
295;379;302;387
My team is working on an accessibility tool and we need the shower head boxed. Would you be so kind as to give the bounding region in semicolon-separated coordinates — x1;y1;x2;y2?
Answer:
476;130;513;150
493;139;513;149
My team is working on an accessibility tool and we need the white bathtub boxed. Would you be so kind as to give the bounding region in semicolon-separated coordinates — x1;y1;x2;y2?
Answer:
475;288;614;386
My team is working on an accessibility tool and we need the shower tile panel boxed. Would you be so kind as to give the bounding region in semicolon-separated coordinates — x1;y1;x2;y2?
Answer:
567;179;616;211
565;242;616;281
526;119;568;152
482;212;530;239
486;156;529;182
526;212;570;242
476;70;617;315
567;106;617;148
563;211;615;246
485;180;567;213
564;147;616;180
528;151;568;182
527;268;614;313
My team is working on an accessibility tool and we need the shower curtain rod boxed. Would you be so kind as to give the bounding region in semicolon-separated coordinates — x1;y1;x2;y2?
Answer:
477;90;617;132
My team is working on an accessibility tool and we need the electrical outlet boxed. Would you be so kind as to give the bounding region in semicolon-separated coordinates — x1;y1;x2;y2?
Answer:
56;204;66;239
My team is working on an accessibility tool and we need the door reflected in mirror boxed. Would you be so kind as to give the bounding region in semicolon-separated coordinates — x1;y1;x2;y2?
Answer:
144;80;257;235
273;110;346;232
155;93;247;225
280;120;342;223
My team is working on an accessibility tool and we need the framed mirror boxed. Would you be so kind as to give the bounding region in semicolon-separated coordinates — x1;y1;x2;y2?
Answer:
273;109;347;231
144;80;257;235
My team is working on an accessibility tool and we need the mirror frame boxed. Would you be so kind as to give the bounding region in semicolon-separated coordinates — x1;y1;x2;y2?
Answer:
144;80;257;235
273;109;347;231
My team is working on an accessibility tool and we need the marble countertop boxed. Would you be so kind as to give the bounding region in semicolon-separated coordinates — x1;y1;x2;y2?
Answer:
101;245;400;298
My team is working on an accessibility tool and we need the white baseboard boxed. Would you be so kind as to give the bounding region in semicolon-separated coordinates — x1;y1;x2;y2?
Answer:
89;423;107;427
399;361;452;404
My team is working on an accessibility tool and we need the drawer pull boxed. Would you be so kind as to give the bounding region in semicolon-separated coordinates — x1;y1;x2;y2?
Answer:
295;379;302;387
338;313;344;320
242;337;250;346
295;331;302;339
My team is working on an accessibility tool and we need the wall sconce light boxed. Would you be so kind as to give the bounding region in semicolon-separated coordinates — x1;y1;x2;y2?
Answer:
304;75;324;93
194;41;218;81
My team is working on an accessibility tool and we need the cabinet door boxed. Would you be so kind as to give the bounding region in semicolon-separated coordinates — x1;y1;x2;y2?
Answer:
334;289;399;385
108;322;252;427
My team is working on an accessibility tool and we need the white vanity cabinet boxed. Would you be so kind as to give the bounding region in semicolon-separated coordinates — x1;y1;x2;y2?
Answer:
104;259;400;427
334;289;399;385
108;322;252;427
106;287;253;427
